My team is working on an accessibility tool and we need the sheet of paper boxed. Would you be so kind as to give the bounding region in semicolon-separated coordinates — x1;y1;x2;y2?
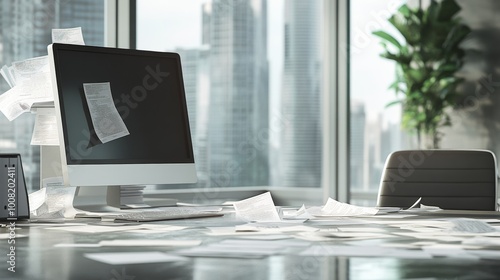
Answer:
85;252;188;265
300;245;433;259
0;233;27;239
337;227;387;232
83;82;130;143
42;176;65;188
55;243;101;248
0;55;53;120
11;56;49;83
235;224;317;233
392;232;465;242
52;27;85;45
0;65;15;87
126;224;188;234
299;231;393;240
28;188;47;214
31;108;59;145
48;224;146;233
468;250;500;260
233;192;280;222
407;197;421;210
463;236;500;246
206;227;293;236
234;235;292;240
176;239;291;258
282;205;314;220
422;246;480;260
448;218;497;233
310;198;378;217
99;239;202;247
0;72;52;120
217;239;310;248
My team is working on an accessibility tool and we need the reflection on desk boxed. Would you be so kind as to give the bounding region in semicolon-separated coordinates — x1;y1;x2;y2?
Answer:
2;210;500;279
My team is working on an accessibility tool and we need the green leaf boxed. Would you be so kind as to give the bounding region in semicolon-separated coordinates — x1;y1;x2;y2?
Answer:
398;4;411;17
372;31;403;50
438;0;461;21
386;99;403;108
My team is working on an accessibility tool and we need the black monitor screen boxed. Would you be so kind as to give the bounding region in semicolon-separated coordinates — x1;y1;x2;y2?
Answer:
51;43;194;165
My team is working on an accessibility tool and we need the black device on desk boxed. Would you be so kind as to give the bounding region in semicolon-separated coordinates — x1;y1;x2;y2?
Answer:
0;154;30;220
45;43;199;215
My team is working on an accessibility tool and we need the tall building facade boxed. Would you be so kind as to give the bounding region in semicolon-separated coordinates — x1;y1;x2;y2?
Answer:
202;0;269;187
175;47;211;187
0;0;104;191
350;102;366;190
277;0;322;187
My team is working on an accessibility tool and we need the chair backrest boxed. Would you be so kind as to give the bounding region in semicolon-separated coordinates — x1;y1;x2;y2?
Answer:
377;150;498;211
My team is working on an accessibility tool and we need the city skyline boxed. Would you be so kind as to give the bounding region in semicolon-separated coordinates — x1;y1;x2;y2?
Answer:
0;0;404;196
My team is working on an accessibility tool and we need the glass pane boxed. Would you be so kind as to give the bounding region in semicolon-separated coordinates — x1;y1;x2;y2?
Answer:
137;0;323;189
349;0;500;206
0;0;105;192
349;0;406;206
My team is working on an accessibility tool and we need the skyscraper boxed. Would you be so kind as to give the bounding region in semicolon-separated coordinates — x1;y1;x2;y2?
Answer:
350;101;366;190
277;0;322;187
175;47;211;187
202;0;269;187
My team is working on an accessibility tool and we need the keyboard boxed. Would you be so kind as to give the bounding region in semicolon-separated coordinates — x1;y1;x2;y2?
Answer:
103;207;224;222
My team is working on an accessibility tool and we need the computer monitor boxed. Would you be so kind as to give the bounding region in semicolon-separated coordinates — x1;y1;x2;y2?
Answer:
46;43;197;208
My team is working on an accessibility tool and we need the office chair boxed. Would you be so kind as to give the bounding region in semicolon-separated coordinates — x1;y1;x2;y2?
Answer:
377;149;498;211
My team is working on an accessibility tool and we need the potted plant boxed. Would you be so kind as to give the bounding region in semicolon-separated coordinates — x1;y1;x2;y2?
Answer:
373;0;471;148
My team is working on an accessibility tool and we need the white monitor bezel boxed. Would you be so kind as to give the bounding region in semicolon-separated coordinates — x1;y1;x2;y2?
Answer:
47;44;197;187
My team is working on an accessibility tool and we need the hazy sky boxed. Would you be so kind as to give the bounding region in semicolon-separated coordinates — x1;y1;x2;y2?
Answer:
136;0;284;115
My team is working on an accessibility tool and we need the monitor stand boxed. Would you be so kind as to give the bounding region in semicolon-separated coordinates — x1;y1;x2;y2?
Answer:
40;145;177;213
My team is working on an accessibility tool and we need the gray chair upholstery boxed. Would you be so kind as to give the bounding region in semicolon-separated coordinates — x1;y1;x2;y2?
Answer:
377;150;498;211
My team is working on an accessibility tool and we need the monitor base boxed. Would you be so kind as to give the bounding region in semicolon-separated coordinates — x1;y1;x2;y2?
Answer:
73;185;178;212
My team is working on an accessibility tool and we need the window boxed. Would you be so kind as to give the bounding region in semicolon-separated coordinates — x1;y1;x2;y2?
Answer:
136;0;324;191
348;0;500;206
349;0;403;205
0;0;105;192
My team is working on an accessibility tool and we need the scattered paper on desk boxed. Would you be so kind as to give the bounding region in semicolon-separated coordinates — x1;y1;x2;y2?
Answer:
310;198;378;217
85;252;188;265
282;205;314;220
55;243;101;248
28;188;47;215
463;236;500;247
175;239;305;259
295;231;392;242
52;27;85;45
0;233;27;239
300;245;433;259
31;108;59;145
233;192;280;222
422;245;480;260
48;224;146;233
83;82;130;143
127;227;188;234
338;227;387;233
235;224;317;233
407;197;421;210
449;218;497;233
99;239;202;247
420;204;442;211
467;250;500;260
